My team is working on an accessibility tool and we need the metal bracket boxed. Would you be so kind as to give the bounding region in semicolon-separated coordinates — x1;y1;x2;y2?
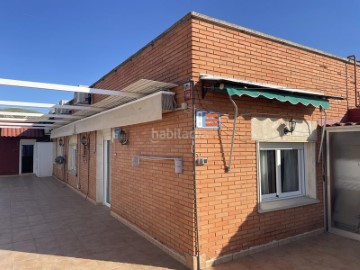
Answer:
201;80;208;99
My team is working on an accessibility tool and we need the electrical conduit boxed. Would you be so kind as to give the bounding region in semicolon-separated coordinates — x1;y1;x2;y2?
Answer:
225;94;238;173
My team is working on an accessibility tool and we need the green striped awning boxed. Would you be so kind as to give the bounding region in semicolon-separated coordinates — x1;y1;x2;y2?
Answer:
226;87;330;109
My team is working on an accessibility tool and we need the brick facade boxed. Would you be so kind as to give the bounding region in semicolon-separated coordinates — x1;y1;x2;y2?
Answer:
190;16;357;262
54;16;198;264
52;12;359;268
53;132;97;201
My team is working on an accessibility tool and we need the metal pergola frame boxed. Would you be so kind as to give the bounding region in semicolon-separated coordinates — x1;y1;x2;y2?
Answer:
0;77;176;133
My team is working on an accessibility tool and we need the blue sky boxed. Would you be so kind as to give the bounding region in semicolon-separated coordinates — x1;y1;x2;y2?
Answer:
0;0;359;112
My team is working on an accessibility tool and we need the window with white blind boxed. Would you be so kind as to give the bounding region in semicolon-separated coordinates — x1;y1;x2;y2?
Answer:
68;135;77;173
258;142;305;202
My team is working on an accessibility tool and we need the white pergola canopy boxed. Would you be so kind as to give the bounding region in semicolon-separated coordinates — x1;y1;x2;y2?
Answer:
0;78;177;134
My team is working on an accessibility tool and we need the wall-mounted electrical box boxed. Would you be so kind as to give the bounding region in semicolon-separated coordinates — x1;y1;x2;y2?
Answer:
174;158;183;173
132;155;140;167
196;157;208;166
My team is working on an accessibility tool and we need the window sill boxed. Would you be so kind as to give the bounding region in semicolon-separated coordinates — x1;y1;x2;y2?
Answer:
258;196;320;213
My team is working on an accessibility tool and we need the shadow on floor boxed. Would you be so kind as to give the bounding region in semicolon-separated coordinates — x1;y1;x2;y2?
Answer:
0;175;187;270
208;233;360;270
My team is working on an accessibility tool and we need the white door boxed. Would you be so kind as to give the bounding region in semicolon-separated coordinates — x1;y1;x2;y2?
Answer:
103;139;111;207
34;142;54;177
327;129;360;241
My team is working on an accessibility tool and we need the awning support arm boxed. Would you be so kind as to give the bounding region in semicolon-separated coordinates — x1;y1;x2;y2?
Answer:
225;94;238;173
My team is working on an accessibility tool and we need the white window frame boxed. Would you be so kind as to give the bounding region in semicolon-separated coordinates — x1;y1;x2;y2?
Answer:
68;135;77;173
258;142;305;202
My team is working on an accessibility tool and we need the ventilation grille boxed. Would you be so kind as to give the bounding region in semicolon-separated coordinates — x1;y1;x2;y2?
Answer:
162;93;177;111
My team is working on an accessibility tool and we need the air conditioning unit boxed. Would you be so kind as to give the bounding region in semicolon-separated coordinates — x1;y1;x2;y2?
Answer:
55;108;71;114
74;92;90;105
44;128;52;135
55;100;70;115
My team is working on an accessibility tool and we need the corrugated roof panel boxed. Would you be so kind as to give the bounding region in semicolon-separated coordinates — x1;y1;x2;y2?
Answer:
71;79;176;117
320;109;360;127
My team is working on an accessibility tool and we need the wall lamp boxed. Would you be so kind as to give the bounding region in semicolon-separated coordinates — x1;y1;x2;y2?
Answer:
59;138;64;147
284;118;296;135
81;135;89;146
114;128;128;145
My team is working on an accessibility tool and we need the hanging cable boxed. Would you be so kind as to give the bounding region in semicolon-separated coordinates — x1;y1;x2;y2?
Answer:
225;94;238;173
318;109;327;163
190;80;201;270
347;55;359;107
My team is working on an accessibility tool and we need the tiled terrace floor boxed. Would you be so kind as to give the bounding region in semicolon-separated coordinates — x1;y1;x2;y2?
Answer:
1;175;359;270
0;175;187;270
209;233;360;270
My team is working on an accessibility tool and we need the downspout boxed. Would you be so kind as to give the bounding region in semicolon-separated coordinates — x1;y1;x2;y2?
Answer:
93;131;97;154
63;137;68;185
77;134;81;189
317;109;327;231
62;138;66;187
347;55;358;107
85;133;91;200
317;109;327;163
225;93;238;173
192;80;201;270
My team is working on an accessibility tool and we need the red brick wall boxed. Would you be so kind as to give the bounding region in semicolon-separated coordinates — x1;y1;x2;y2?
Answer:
92;16;193;105
190;17;358;261
90;17;196;260
51;13;360;267
52;16;195;261
78;132;97;200
53;138;65;180
111;111;194;256
52;134;97;201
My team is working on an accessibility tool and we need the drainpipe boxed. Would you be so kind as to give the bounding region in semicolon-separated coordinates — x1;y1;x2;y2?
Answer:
63;137;68;186
319;109;328;232
77;134;81;189
93;131;97;154
347;55;359;107
190;80;201;270
313;109;330;231
317;109;327;163
85;133;91;200
62;144;66;186
225;94;238;173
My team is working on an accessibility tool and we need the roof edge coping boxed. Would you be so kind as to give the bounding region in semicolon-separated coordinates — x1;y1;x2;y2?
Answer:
190;11;356;64
91;11;358;88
